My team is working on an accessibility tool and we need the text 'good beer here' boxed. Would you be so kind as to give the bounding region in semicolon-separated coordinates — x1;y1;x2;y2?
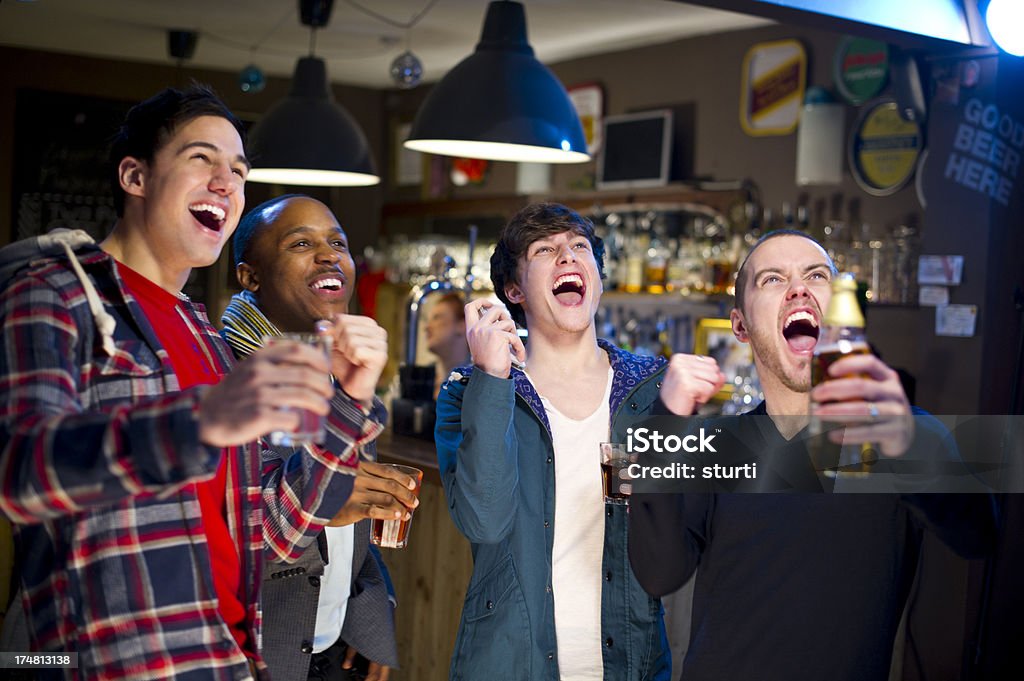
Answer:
945;98;1023;207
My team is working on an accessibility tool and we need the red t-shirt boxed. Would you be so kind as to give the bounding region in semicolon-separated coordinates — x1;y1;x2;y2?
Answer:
117;263;249;655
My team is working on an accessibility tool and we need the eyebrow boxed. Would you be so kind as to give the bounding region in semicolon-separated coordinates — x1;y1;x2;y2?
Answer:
177;140;251;170
753;262;831;280
279;225;348;242
528;235;588;250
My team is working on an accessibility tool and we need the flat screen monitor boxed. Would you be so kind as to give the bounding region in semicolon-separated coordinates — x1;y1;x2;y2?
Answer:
597;109;673;190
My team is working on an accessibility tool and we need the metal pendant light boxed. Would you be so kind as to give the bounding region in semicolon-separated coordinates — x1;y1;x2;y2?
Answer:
404;0;589;164
247;0;379;187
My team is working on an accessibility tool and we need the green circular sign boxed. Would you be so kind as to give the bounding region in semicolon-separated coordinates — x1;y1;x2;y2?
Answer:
834;37;889;105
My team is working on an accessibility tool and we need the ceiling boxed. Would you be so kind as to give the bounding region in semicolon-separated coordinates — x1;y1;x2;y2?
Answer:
0;0;772;89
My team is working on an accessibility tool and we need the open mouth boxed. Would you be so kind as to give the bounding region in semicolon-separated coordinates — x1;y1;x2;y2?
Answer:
189;203;226;232
782;310;819;354
309;273;346;298
552;273;585;306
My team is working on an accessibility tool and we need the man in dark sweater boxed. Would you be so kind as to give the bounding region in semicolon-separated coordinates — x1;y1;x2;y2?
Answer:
629;230;994;681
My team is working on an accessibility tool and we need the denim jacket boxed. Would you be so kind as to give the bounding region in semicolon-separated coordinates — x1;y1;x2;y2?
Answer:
435;339;671;681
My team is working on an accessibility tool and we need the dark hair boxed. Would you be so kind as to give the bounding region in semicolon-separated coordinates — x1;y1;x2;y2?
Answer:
233;193;307;268
490;202;605;328
733;229;837;312
108;83;245;217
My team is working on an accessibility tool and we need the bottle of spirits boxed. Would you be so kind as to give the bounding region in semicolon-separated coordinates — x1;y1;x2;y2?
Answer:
623;230;647;294
645;233;669;294
665;238;686;293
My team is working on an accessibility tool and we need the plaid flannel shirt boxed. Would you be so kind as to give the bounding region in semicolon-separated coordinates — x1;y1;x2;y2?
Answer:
0;246;379;680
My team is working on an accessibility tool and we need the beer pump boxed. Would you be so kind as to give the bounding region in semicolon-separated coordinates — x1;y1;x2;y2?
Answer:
392;226;477;439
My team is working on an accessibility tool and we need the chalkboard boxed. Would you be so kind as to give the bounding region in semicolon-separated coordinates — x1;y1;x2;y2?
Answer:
9;88;225;305
11;88;132;242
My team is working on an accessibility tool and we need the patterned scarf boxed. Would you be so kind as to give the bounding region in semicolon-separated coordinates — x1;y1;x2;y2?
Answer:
220;290;280;358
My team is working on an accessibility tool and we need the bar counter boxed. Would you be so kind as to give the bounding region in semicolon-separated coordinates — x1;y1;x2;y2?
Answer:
375;429;442;481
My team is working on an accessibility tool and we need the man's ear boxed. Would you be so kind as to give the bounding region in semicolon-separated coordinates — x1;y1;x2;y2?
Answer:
236;262;259;292
730;308;750;343
505;283;524;304
118;157;146;198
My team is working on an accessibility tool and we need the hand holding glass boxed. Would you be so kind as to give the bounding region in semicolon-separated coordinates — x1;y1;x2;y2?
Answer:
263;332;331;447
370;464;424;549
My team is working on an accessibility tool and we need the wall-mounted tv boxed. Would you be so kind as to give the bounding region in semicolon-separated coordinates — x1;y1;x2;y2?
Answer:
597;109;673;190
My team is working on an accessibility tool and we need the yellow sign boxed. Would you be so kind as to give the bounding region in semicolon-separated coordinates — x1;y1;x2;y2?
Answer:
740;39;807;136
850;99;923;196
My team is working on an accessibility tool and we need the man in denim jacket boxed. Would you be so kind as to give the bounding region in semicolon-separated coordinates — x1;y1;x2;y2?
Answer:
436;203;712;680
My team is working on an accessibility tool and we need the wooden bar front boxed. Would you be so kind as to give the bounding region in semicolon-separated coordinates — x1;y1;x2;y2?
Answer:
375;430;472;681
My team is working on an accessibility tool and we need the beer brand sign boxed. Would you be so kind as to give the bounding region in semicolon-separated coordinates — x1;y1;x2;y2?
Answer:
834;36;889;105
740;39;807;136
850;99;923;196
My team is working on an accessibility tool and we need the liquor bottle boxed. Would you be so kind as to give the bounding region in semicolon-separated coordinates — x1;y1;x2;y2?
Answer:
602;213;623;291
645;233;669;294
665;239;686;293
622;231;647;294
811;272;875;476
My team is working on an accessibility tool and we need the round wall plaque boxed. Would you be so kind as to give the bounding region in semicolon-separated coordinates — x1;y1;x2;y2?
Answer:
849;98;923;196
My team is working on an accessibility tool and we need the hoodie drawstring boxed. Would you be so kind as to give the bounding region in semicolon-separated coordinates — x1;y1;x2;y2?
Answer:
54;236;117;356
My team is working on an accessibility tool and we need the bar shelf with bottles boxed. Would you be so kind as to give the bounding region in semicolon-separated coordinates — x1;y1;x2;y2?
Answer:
596;199;921;308
591;202;740;365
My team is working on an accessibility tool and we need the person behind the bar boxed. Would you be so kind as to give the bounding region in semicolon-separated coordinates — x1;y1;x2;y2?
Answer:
629;229;995;681
0;85;385;680
435;202;710;680
223;194;418;681
424;292;470;399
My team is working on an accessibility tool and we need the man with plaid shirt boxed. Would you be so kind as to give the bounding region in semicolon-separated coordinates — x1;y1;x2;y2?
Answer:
0;85;380;680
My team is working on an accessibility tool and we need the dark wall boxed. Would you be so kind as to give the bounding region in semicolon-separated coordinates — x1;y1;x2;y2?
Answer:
0;45;386;257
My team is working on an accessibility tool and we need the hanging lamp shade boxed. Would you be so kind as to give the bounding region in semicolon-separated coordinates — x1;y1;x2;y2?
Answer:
247;56;380;187
404;1;589;164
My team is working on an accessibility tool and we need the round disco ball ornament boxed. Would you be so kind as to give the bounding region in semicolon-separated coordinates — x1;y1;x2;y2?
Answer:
390;50;423;89
239;64;266;94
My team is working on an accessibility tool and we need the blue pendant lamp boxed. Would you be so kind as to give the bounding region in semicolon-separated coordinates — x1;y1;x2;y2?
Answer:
404;0;590;164
247;0;379;186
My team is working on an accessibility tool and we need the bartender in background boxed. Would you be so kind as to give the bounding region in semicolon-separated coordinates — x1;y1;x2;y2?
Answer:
424;292;471;399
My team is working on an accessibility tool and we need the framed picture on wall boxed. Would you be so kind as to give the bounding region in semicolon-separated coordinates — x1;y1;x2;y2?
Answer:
568;82;604;156
693;317;753;401
392;119;424;188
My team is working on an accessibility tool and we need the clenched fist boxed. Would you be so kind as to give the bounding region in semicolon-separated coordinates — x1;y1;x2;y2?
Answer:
319;314;389;406
659;354;726;415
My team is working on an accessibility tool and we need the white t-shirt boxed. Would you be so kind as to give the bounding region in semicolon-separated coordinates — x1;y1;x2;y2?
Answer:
312;524;355;652
535;368;612;680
